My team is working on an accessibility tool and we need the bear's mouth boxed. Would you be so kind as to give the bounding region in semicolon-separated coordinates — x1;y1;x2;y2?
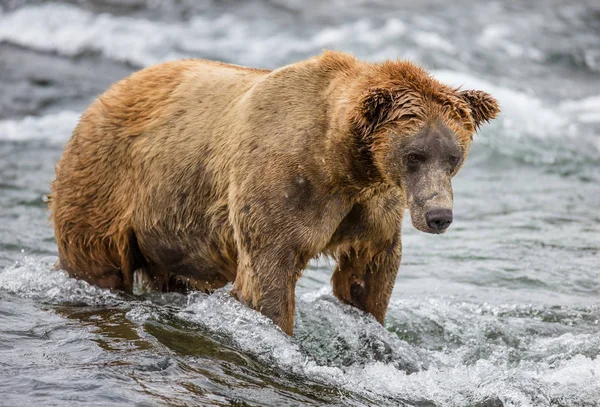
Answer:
408;204;453;235
411;218;449;234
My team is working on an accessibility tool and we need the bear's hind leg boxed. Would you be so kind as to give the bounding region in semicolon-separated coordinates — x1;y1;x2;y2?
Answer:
57;256;125;291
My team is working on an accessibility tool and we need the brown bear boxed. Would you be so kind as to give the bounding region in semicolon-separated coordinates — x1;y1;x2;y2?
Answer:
49;51;499;335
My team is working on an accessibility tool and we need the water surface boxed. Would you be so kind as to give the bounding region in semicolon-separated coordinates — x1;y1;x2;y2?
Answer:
1;1;599;405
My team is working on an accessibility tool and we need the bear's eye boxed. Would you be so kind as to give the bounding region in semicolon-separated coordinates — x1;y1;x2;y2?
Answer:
405;152;427;171
449;154;462;170
400;113;417;121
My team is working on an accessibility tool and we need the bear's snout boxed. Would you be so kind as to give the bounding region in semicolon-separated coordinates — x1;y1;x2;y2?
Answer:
425;209;453;232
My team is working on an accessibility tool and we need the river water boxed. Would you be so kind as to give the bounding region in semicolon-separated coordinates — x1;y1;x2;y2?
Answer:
0;1;599;406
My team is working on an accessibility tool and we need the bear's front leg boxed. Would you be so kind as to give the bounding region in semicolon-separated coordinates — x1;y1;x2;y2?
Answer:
227;172;348;335
232;246;299;335
331;239;401;324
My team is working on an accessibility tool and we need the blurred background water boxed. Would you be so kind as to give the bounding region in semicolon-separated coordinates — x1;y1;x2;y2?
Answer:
0;1;599;406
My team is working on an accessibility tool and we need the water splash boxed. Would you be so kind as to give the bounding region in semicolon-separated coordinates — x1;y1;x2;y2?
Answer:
0;256;121;305
0;110;79;144
2;256;600;405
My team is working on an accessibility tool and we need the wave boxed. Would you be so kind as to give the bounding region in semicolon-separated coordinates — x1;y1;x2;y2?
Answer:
0;110;79;144
3;2;599;77
0;94;596;170
434;70;600;165
2;257;600;406
0;256;121;305
560;95;600;124
0;3;415;68
434;70;568;136
1;3;598;164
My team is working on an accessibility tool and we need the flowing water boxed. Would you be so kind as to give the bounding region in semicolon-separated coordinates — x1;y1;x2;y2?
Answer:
1;1;599;406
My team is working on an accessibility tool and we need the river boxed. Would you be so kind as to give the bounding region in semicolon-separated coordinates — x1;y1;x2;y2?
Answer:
1;1;599;405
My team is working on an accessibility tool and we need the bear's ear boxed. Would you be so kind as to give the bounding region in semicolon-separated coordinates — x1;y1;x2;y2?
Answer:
352;88;396;137
459;90;500;130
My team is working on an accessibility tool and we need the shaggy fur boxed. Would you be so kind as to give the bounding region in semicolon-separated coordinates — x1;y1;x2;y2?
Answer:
49;51;499;335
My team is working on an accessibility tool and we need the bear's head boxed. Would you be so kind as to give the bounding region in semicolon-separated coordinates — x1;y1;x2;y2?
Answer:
350;61;499;234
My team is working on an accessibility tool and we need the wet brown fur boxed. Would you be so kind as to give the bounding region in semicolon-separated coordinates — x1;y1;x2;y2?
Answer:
49;51;499;334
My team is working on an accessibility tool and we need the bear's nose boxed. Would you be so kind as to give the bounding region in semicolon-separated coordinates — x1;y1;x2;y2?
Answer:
426;209;453;231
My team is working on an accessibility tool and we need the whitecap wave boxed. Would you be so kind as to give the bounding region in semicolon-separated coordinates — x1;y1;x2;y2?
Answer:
0;3;336;68
178;288;429;404
0;4;184;67
0;256;121;305
0;110;79;144
176;289;600;406
0;4;445;70
1;256;599;405
560;95;600;124
434;70;600;162
1;3;596;162
433;70;568;137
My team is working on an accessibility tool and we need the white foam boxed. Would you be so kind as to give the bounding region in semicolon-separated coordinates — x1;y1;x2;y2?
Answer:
531;332;600;365
0;3;308;67
0;256;121;305
478;24;512;47
177;290;600;405
2;256;599;405
0;4;182;66
312;18;406;48
477;24;543;61
560;95;600;124
413;31;456;54
2;4;593;156
179;290;428;404
0;4;411;69
0;110;79;144
431;70;600;161
181;289;305;364
433;70;569;137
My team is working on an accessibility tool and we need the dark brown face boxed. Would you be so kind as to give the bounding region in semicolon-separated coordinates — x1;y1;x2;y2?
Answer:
350;73;499;234
380;121;468;234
